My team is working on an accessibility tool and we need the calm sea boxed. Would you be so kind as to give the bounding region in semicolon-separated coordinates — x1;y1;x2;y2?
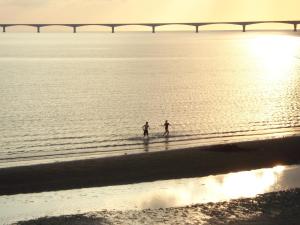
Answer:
1;31;300;167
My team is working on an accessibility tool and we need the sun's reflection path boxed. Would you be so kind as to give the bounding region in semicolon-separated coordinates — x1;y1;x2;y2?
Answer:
215;165;285;199
243;35;300;129
249;35;298;82
140;165;286;208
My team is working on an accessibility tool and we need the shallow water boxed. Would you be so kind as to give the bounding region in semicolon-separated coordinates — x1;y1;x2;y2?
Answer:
1;164;300;224
1;31;300;167
12;189;300;225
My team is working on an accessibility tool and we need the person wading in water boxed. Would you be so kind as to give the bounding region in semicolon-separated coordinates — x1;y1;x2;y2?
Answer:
142;122;150;138
163;120;170;137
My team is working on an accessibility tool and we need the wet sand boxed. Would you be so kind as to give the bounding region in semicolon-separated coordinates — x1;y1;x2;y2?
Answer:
13;189;300;225
1;135;300;195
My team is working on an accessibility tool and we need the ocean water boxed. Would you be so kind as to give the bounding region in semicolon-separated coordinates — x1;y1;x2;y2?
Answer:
1;31;300;167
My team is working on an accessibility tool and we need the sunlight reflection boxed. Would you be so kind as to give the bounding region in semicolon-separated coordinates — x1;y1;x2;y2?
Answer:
204;165;285;200
245;35;300;124
249;35;298;82
220;165;285;198
273;165;285;173
204;165;286;201
140;165;286;208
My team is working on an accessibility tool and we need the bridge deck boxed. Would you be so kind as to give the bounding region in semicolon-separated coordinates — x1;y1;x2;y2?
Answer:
0;20;299;33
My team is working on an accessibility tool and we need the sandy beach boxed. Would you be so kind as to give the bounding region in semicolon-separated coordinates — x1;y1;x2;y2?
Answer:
1;135;300;195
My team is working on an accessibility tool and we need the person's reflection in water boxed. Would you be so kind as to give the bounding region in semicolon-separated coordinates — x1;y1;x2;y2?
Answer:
143;138;149;152
164;136;169;151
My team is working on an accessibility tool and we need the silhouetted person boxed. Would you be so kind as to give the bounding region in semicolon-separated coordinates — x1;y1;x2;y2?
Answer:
142;122;150;137
163;120;170;137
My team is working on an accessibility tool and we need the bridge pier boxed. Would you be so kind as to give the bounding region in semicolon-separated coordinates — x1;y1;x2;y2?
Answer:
73;26;77;33
152;25;156;33
195;26;199;33
2;26;5;33
112;26;115;33
294;24;297;32
37;26;40;33
242;24;246;32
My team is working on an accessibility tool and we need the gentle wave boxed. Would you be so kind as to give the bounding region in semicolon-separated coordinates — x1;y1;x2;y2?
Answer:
1;125;299;164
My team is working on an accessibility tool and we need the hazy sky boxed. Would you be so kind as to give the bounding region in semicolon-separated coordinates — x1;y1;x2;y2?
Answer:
0;0;299;23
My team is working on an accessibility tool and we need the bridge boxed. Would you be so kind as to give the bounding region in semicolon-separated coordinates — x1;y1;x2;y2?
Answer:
0;21;299;33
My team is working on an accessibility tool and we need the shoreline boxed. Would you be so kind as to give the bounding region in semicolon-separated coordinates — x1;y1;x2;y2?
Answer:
1;135;300;195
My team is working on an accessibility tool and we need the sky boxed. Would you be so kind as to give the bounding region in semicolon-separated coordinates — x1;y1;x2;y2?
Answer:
0;0;299;30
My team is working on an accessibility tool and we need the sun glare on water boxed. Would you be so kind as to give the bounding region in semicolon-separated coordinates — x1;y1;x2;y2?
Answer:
220;165;286;199
249;35;299;82
242;34;300;126
139;165;287;208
